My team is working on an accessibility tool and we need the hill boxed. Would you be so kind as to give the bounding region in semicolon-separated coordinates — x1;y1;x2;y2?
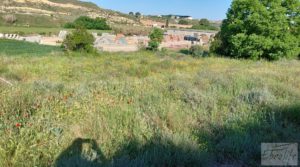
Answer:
0;0;138;27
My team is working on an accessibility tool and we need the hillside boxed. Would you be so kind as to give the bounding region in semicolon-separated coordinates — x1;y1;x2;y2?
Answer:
0;0;138;27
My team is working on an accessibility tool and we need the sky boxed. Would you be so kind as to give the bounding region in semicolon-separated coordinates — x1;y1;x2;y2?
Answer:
83;0;232;20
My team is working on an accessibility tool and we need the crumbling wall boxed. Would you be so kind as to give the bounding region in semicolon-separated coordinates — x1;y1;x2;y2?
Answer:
94;33;149;52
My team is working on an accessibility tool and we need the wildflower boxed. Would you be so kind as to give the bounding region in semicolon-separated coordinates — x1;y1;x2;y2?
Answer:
15;123;22;128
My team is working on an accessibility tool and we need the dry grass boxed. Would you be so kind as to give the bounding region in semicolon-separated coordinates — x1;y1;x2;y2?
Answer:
0;50;299;166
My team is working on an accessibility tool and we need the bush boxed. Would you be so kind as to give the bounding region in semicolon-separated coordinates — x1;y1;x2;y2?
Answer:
199;19;210;26
63;22;75;29
64;16;111;30
238;88;275;106
148;28;164;51
63;27;95;53
178;20;189;25
189;45;209;58
212;0;300;60
191;18;218;31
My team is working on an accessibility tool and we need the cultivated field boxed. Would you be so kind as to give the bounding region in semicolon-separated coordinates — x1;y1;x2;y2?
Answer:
0;40;300;166
0;39;62;55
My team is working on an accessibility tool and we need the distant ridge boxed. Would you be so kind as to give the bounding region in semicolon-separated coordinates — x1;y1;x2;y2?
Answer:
0;0;138;27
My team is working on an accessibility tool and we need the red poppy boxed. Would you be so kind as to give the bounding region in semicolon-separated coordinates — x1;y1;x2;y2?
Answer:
15;123;22;128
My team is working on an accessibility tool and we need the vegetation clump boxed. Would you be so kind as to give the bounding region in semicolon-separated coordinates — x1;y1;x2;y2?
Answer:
211;0;300;60
63;27;95;52
148;28;164;51
192;18;218;31
189;45;209;58
178;19;189;25
64;16;111;30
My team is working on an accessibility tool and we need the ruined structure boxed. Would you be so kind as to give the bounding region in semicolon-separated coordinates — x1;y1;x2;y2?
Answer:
160;29;217;50
0;29;217;52
94;33;149;52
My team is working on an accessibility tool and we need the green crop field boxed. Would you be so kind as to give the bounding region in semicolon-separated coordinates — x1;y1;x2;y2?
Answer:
0;47;300;166
0;26;112;36
0;39;63;56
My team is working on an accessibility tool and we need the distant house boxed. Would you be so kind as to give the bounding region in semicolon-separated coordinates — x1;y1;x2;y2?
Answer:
163;15;193;20
176;15;193;20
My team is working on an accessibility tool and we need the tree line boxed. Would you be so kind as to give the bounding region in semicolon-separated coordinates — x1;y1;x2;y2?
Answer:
64;16;111;30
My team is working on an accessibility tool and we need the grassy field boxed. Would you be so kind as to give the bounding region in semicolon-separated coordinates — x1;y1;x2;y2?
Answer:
0;45;300;166
0;39;62;56
0;26;112;36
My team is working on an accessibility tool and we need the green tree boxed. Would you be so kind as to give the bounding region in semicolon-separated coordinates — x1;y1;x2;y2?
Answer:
63;27;95;53
135;12;142;18
129;12;134;16
178;20;189;25
199;19;210;26
148;28;164;51
64;16;111;30
211;0;300;60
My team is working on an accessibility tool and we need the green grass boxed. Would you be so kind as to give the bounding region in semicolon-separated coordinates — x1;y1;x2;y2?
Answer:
0;39;62;56
0;26;112;36
0;50;299;166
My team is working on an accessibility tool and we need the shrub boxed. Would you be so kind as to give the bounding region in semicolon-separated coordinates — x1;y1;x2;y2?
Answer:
148;28;164;51
199;19;210;26
237;88;275;106
64;16;111;30
63;27;95;53
189;45;209;58
178;20;189;25
212;0;300;60
63;22;75;29
148;41;160;51
191;18;218;31
135;12;142;18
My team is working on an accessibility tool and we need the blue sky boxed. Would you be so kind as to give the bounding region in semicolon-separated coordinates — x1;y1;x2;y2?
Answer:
83;0;232;20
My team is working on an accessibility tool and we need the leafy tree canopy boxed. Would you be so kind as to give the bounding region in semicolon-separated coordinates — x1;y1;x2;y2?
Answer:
135;12;142;18
63;27;95;53
148;28;164;50
211;0;300;60
178;20;189;25
64;16;111;30
199;19;210;26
